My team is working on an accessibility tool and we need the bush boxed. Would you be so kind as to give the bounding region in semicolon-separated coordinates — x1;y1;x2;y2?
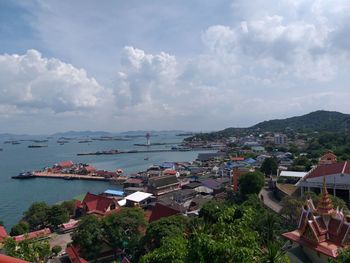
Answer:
51;245;62;255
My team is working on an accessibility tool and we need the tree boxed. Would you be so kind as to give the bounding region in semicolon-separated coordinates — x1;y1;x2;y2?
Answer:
261;242;289;263
142;215;189;252
10;221;29;236
260;158;278;176
23;202;50;230
51;245;62;256
140;235;188;263
198;200;226;224
329;247;350;263
3;237;50;262
60;200;76;216
48;204;69;228
238;171;265;199
103;208;147;259
280;196;303;226
72;215;104;260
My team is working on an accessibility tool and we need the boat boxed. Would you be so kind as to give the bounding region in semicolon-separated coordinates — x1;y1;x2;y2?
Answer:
11;141;20;145
144;157;149;160
12;172;34;179
28;144;48;148
78;140;92;143
64;176;75;180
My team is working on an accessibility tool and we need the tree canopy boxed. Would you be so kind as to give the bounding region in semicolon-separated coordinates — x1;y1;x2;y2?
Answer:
72;215;104;260
260;158;278;176
238;171;265;198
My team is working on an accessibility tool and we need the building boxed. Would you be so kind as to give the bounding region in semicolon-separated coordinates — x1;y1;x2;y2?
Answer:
296;160;350;202
125;191;153;208
145;202;180;223
13;228;51;242
274;134;288;145
0;254;30;263
148;175;181;196
319;150;337;165
79;192;121;217
0;225;8;243
283;178;350;262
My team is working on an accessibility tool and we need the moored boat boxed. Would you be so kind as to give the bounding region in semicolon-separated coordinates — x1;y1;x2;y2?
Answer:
12;172;34;179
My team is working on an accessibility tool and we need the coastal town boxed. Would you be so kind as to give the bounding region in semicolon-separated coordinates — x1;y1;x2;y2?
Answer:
2;1;350;262
2;115;350;262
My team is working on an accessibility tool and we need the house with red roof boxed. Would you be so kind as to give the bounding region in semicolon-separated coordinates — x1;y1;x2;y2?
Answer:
58;160;74;168
66;246;89;263
79;192;120;217
283;178;350;262
0;226;8;243
145;202;180;222
296;152;350;203
0;254;30;263
12;228;51;242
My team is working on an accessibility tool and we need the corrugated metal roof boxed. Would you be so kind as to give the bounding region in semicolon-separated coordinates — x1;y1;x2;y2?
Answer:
126;191;153;202
280;171;307;178
104;189;124;196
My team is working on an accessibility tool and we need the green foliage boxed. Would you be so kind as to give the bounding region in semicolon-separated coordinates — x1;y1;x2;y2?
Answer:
51;245;62;255
103;207;147;258
188;206;261;263
329;247;350;262
238;171;265;198
48;204;69;228
140;235;188;263
143;215;189;252
261;242;290;263
4;237;51;262
10;221;29;236
72;215;104;260
198;200;227;224
0;220;3;226
280;196;304;226
60;200;76;216
23;202;50;230
260;158;278;176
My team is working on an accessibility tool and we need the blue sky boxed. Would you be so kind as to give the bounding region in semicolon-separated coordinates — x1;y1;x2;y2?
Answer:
1;0;350;134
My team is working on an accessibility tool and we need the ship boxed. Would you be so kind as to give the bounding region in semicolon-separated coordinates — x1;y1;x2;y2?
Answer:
28;144;48;148
12;172;34;179
78;140;92;143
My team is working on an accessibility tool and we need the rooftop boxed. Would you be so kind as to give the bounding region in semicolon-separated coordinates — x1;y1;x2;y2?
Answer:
125;191;153;203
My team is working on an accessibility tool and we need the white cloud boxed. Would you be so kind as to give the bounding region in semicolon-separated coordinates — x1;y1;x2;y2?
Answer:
2;0;350;133
0;49;104;113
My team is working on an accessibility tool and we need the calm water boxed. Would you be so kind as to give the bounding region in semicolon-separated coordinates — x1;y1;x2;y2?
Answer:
0;134;210;230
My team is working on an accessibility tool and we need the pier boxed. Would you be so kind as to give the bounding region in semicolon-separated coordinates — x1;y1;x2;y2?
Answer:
76;147;220;156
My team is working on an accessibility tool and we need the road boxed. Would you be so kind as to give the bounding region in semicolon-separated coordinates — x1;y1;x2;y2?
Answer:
260;187;283;213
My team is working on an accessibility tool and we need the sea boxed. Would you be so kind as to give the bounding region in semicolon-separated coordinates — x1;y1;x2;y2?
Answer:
0;133;211;230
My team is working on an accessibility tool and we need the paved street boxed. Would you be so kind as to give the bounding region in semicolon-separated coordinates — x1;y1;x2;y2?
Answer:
49;232;72;251
260;187;283;213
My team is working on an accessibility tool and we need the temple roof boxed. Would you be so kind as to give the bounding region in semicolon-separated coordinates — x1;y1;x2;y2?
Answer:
282;178;350;259
316;177;335;216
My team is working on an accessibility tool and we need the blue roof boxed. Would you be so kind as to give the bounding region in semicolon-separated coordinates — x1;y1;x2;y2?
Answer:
160;162;175;169
104;189;124;196
245;158;256;163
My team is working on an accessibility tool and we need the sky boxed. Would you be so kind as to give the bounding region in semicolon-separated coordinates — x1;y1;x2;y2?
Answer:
1;0;350;134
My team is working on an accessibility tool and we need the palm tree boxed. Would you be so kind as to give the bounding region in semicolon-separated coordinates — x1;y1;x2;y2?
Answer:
261;242;289;263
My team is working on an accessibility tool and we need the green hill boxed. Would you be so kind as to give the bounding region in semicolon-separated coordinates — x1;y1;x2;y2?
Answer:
252;110;350;132
185;111;350;141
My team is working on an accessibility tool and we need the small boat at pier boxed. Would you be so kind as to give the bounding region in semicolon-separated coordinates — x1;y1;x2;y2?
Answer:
12;172;34;179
